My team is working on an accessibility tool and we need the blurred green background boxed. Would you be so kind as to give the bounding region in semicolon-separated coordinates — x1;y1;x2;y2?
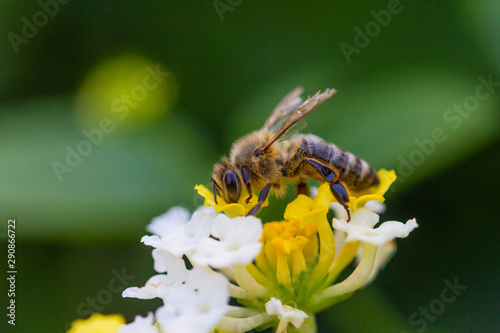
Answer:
0;0;499;332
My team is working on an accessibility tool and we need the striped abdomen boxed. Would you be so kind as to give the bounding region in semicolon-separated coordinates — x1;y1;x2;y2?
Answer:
294;134;379;191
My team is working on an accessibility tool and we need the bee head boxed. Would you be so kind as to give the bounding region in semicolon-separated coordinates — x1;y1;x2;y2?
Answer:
212;158;243;204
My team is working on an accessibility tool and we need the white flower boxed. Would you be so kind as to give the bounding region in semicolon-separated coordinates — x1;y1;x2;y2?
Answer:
156;268;229;333
332;207;418;245
330;200;386;220
151;247;190;274
364;200;386;214
122;274;172;300
265;297;308;333
123;253;188;299
118;312;158;333
190;214;263;268
142;207;215;258
146;206;191;237
331;201;350;220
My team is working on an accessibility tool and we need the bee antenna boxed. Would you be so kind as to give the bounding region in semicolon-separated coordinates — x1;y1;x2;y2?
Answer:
211;177;219;204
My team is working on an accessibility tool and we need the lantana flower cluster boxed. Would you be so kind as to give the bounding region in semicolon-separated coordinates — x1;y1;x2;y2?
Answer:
68;169;417;333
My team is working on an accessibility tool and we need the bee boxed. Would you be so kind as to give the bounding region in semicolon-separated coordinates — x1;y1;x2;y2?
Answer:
210;87;379;220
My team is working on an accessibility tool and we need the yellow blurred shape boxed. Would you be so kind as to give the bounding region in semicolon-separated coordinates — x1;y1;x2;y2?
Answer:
67;313;125;333
74;55;178;131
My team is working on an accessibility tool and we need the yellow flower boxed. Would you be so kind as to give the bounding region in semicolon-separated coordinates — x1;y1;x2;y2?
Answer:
347;169;397;210
195;184;268;218
258;219;318;289
289;185;335;284
67;313;125;333
284;183;333;228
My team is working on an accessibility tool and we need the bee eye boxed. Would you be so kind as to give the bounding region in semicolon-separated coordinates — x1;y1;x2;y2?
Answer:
224;170;238;190
223;169;241;202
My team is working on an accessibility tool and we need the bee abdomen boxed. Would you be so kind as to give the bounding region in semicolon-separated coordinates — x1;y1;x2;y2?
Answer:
300;135;378;191
340;150;378;190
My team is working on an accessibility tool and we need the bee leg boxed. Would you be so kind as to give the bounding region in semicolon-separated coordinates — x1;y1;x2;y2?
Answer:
296;181;310;196
304;158;351;221
211;177;222;204
246;183;272;216
241;166;253;204
330;181;351;222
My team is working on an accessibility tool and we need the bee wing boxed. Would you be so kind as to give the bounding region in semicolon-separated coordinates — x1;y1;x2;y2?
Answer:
261;88;337;152
272;120;307;145
262;87;304;130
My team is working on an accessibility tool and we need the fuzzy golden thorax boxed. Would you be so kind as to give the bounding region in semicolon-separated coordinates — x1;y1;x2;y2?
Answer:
212;130;288;204
230;130;285;191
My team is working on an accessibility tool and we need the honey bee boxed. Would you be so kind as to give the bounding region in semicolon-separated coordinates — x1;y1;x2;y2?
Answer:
211;87;379;220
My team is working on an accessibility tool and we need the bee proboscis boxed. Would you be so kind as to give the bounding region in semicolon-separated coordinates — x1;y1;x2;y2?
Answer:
211;87;379;220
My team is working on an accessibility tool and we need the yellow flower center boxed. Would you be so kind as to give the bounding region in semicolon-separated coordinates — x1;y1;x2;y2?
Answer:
258;220;318;289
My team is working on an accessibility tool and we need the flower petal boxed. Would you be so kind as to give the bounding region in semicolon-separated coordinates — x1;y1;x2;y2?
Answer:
146;206;190;237
218;203;247;218
123;254;188;300
284;189;331;228
265;297;308;331
190;215;263;268
352;169;397;197
364;200;386;214
151;250;189;278
314;183;335;210
333;213;418;245
122;274;171;300
284;194;314;220
141;207;214;258
156;268;229;333
118;313;158;333
195;184;268;217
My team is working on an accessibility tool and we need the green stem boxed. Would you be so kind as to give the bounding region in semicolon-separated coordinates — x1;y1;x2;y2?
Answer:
312;243;377;304
324;240;360;286
216;313;272;333
233;264;270;298
225;305;260;318
228;283;258;301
